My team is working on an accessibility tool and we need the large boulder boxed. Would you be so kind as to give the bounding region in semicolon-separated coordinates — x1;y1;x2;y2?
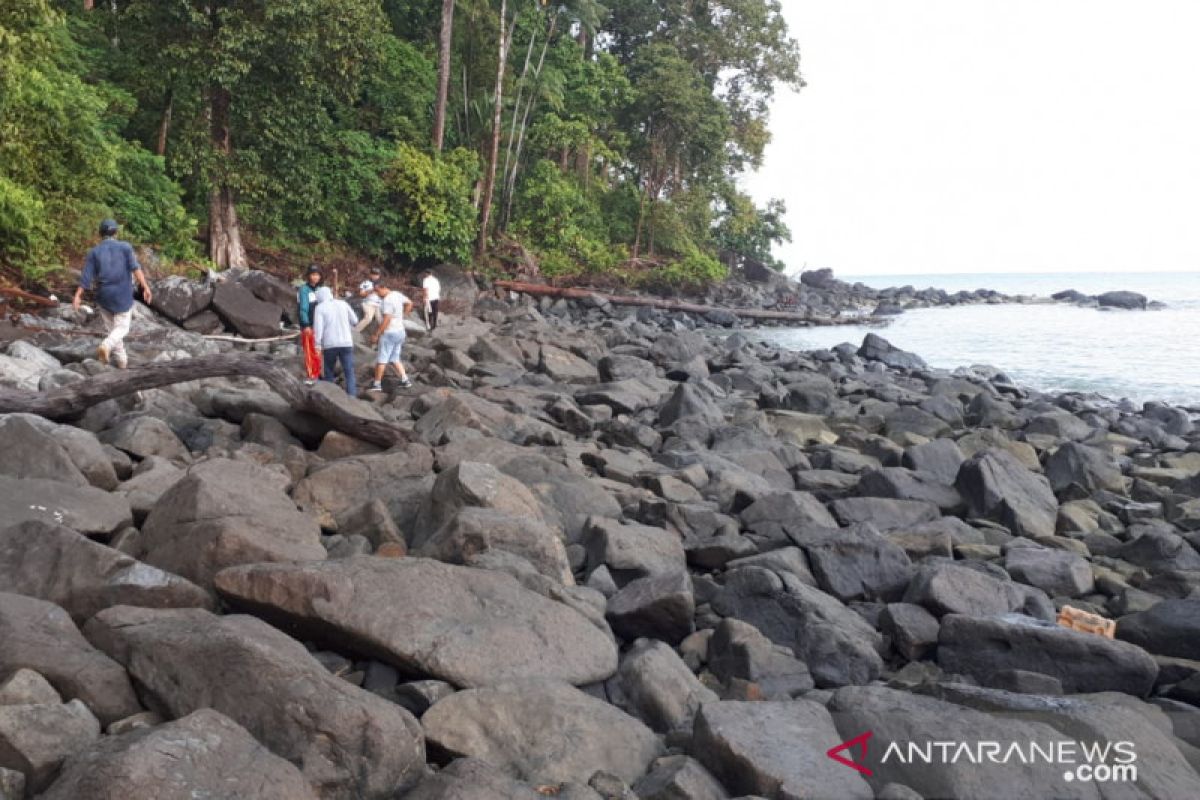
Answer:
858;333;927;370
1117;599;1200;660
828;685;1102;800
584;518;686;586
0;700;100;794
738;490;838;544
1004;544;1095;598
0;416;88;486
793;523;914;602
606;571;695;644
84;605;425;799
0;520;212;623
938;613;1158;696
412;461;547;549
148;275;215;324
1044;441;1126;497
404;758;599;800
829;497;941;529
0;592;141;726
575;377;675;415
418;507;572;584
691;701;872;800
858;467;964;513
293;444;434;529
956;449;1058;538
211;281;284;338
497;453;624;543
1097;290;1148;310
140;459;325;589
539;344;600;384
214;557;617;688
423;680;662;786
903;561;1027;617
712;567;883;687
40;708;317;800
707;618;814;698
0;476;132;538
608;639;718;733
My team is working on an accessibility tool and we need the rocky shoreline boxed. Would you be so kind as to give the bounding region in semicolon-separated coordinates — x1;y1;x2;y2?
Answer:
0;271;1197;799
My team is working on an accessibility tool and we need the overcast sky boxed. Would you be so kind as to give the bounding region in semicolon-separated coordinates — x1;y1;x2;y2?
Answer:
744;0;1200;276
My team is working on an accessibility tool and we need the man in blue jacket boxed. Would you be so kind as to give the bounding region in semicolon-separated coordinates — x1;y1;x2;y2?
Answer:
72;219;152;368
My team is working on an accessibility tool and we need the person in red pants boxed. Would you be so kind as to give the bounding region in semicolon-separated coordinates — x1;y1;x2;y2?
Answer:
297;265;324;384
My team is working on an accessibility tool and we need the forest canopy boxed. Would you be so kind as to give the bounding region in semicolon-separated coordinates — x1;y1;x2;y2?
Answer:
0;0;800;287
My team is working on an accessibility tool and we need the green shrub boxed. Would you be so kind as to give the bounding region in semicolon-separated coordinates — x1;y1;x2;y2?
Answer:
383;143;479;264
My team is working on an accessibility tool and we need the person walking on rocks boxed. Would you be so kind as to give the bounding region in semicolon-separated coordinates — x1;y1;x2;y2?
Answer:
72;219;152;369
297;265;323;384
354;266;384;335
421;269;441;331
369;280;413;392
312;286;359;396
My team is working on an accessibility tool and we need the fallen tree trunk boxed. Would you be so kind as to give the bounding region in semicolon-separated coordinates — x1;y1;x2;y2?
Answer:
0;352;412;449
492;280;864;325
0;286;58;307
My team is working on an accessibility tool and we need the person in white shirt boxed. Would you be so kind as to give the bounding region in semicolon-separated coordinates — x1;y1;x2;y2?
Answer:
421;269;442;331
311;286;359;395
354;266;383;333
369;281;413;392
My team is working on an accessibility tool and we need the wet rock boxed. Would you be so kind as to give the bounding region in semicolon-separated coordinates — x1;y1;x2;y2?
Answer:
939;613;1158;695
40;708;316;800
423;680;662;786
215;557;617;687
84;605;425;799
1097;290;1148;310
858;334;927;371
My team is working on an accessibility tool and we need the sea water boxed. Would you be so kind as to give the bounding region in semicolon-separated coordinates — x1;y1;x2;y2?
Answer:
757;272;1200;407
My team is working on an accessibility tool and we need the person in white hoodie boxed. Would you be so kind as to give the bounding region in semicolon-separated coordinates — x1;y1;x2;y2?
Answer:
311;286;359;396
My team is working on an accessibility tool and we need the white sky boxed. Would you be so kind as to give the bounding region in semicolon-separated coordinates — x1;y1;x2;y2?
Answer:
744;0;1200;276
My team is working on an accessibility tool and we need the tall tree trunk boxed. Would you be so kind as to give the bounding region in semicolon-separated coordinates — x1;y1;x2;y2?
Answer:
498;21;538;229
432;0;455;152
156;88;173;157
84;1;94;9
501;14;556;231
208;85;247;270
475;0;511;260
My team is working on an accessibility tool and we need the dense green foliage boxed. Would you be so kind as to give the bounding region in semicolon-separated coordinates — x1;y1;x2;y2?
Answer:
2;0;800;287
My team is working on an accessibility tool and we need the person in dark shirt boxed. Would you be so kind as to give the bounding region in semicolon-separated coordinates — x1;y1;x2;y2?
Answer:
72;219;152;368
297;264;324;383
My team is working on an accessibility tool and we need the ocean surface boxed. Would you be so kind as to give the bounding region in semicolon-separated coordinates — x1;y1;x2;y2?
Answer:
758;272;1200;407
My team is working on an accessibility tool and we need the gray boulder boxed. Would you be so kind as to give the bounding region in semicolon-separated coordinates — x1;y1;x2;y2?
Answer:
829;497;941;529
1118;599;1200;660
40;708;317;800
140;459;325;589
902;438;966;485
84;605;425;799
423;680;662;786
858;467;964;513
609;639;718;733
691;701;872;800
858;334;927;370
707;618;814;698
585;518;685;586
1004;545;1095;598
0;520;212;623
0;700;99;794
794;523;914;602
211;281;283;338
0;416;88;486
712;567;883;687
1097;290;1148;310
214;557;617;687
939;613;1158;696
903;561;1026;617
418;507;572;584
0;476;132;538
632;756;729;800
148;275;215;324
956;449;1058;538
0;592;140;726
1044;442;1125;497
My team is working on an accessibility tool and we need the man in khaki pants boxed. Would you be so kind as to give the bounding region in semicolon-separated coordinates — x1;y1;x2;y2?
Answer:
72;219;152;368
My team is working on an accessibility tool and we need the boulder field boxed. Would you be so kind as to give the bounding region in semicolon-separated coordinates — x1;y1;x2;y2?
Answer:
0;277;1196;799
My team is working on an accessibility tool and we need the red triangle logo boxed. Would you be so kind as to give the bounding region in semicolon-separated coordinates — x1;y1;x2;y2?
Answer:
827;731;874;776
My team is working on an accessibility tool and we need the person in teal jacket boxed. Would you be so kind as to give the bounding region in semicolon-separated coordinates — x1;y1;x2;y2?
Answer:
297;265;323;382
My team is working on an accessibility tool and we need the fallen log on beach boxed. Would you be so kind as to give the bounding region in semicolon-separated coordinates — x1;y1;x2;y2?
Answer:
0;352;412;448
492;280;873;325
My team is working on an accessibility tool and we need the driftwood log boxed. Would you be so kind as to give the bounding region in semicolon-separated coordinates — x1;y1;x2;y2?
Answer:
0;286;58;307
0;352;412;449
493;280;869;325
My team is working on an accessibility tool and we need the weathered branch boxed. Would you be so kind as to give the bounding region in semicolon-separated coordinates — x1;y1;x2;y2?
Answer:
0;287;57;307
0;352;412;449
493;280;872;326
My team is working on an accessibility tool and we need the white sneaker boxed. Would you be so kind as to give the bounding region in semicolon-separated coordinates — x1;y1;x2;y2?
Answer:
368;383;384;393
304;378;316;386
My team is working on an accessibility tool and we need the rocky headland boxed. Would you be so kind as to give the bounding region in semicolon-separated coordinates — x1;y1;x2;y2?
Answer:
0;267;1195;799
